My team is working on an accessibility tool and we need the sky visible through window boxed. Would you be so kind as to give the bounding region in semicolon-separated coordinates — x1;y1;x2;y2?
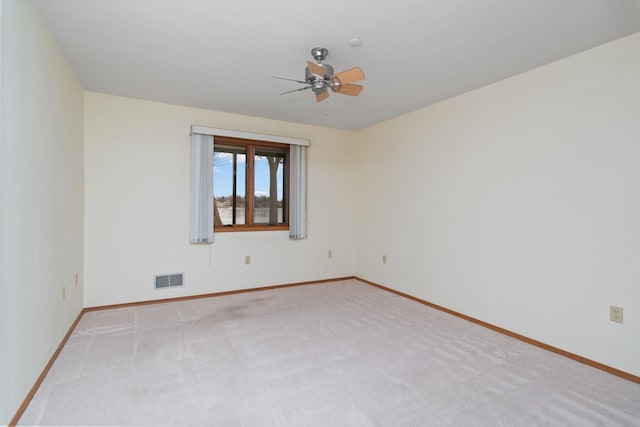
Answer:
213;153;283;199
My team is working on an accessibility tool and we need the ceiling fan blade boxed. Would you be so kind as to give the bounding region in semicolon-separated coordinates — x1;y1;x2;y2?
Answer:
315;90;329;102
333;67;365;84
307;61;324;78
332;83;363;96
280;86;312;95
272;75;308;84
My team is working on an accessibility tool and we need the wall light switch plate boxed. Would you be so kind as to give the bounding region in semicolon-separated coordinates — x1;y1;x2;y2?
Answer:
245;256;251;265
610;305;623;324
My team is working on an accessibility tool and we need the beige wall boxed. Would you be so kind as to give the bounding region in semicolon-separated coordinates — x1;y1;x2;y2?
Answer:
354;33;640;376
83;92;356;307
3;4;638;419
0;0;84;423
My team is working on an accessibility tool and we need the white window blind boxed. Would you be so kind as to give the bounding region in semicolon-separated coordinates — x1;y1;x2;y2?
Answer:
189;133;214;243
288;144;307;239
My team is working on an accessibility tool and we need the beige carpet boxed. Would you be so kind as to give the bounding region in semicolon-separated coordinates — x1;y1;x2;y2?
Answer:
19;279;640;426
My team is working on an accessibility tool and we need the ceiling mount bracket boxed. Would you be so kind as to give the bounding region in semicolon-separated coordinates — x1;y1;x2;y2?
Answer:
310;47;328;63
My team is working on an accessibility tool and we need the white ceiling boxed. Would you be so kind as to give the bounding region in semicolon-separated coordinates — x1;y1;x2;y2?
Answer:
34;0;640;131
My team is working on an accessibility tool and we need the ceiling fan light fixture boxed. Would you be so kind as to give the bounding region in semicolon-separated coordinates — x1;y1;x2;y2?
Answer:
311;81;326;93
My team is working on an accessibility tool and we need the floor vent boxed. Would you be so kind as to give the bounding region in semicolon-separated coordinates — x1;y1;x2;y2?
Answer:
154;273;184;289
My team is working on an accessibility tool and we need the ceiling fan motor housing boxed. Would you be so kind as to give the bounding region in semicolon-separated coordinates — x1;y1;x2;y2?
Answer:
305;63;334;93
305;63;334;81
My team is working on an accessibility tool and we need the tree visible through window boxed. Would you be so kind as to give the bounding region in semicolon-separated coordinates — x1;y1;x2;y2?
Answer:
213;136;288;231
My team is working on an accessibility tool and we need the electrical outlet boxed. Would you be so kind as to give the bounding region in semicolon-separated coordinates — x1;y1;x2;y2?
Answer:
382;254;387;264
245;256;251;265
610;305;623;324
328;250;333;259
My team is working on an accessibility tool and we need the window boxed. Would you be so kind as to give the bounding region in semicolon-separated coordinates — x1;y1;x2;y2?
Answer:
213;136;288;231
190;126;307;243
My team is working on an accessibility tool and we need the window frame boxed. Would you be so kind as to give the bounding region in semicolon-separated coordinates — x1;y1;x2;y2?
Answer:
213;135;290;232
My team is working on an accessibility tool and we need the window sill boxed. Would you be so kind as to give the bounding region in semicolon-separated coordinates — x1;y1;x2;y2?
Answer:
214;225;289;233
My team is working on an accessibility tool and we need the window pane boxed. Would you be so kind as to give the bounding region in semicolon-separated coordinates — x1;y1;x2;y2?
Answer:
254;147;285;225
214;145;246;226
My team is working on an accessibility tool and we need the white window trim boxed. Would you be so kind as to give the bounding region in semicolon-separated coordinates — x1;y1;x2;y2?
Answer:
191;126;310;147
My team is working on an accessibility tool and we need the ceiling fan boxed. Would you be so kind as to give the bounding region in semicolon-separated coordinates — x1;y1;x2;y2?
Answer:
273;47;365;103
